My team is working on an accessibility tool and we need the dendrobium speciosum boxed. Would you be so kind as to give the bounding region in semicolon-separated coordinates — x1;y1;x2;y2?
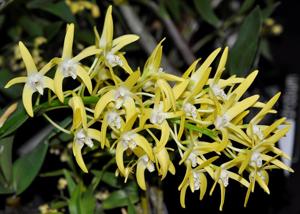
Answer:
4;6;292;212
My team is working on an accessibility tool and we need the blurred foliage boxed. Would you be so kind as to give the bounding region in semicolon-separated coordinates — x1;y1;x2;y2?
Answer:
0;0;284;213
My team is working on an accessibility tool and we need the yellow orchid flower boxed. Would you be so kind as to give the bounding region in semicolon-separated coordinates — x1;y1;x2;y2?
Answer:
5;42;57;117
68;95;87;130
54;23;100;102
94;6;139;74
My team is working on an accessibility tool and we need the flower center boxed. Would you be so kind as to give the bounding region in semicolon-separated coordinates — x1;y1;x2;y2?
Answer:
188;152;198;167
215;114;230;129
219;169;229;187
211;84;227;100
106;52;123;67
250;152;263;168
141;155;155;172
27;72;44;95
107;111;122;129
121;132;137;150
60;59;78;79
75;129;94;148
252;124;264;140
183;103;197;119
150;103;167;125
114;86;130;109
192;171;201;191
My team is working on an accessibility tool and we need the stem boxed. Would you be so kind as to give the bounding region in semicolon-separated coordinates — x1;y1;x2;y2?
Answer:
42;113;71;135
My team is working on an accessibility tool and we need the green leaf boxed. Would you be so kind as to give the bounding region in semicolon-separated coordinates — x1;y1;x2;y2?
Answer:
239;0;255;14
229;7;262;76
27;1;75;23
0;101;29;138
64;169;76;196
19;16;43;37
260;39;273;61
40;169;65;177
0;136;13;184
261;2;280;19
13;141;48;194
102;182;139;210
194;0;220;27
0;69;23;99
80;187;96;214
92;170;121;188
68;185;81;214
45;21;63;41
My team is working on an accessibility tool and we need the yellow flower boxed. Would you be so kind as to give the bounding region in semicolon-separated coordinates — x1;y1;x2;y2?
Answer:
66;0;100;18
53;23;99;102
5;42;56;117
94;6;139;74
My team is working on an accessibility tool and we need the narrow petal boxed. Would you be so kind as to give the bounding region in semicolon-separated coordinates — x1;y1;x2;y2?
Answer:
54;69;65;102
94;90;115;119
136;161;147;190
263;126;290;145
62;24;74;59
22;84;34;117
119;54;133;74
228;171;249;187
157;121;170;150
189;67;212;97
256;175;270;194
178;115;185;140
72;141;88;173
172;79;189;100
219;183;225;211
231;70;258;101
261;154;294;172
73;46;100;62
87;128;101;143
69;96;87;130
155;147;170;179
77;65;93;94
226;95;259;121
42;76;55;93
214;47;228;83
182;58;201;78
111;34;139;53
157;79;176;111
263;117;286;137
199;173;207;200
134;134;154;161
100;114;109;148
145;41;164;71
180;183;189;208
179;163;192;190
123;98;138;123
99;6;113;51
124;70;140;89
40;57;62;75
19;42;37;74
5;77;27;88
116;141;126;175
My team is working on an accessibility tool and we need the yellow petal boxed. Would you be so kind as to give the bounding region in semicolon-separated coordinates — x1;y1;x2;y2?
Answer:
40;57;61;75
155;147;170;179
180;183;189;208
22;84;34;117
99;6;113;51
123;98;138;124
111;34;139;53
116;140;126;175
189;67;211;98
72;141;88;173
136;160;147;190
119;54;134;74
226;95;259;121
261;154;294;172
134;134;154;161
227;123;251;143
244;179;254;207
54;69;65;102
124;70;140;89
199;173;207;200
157;79;176;111
5;77;27;88
100;114;109;149
68;96;87;130
231;70;258;101
214;47;228;83
219;183;225;211
157;121;170;150
172;79;189;100
87;128;101;143
62;23;74;59
19;42;37;74
179;162;192;190
182;58;201;79
228;171;249;187
73;45;100;62
177;115;185;140
42;76;55;93
256;174;270;194
168;161;176;175
263;117;286;137
94;90;115;119
263;126;290;145
144;40;164;71
250;92;281;124
77;65;93;94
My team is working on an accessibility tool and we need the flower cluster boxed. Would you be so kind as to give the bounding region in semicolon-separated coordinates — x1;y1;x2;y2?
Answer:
5;6;292;211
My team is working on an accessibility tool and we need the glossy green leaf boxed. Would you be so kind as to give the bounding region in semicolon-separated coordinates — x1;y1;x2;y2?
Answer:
229;7;262;76
27;1;75;22
80;187;96;214
0;101;29;138
0;136;13;185
194;0;220;27
64;169;76;196
13;141;48;195
68;185;81;214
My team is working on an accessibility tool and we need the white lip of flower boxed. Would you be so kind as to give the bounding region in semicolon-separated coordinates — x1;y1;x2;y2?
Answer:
211;84;227;100
252;124;264;140
192;171;201;190
107;111;122;129
114;86;130;109
75;129;94;148
60;59;78;79
158;67;164;73
121;132;137;150
183;103;197;119
215;114;230;129
250;152;263;168
106;52;123;67
150;102;167;125
188;152;198;167
27;72;44;95
219;169;229;187
141;155;155;172
250;170;265;180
